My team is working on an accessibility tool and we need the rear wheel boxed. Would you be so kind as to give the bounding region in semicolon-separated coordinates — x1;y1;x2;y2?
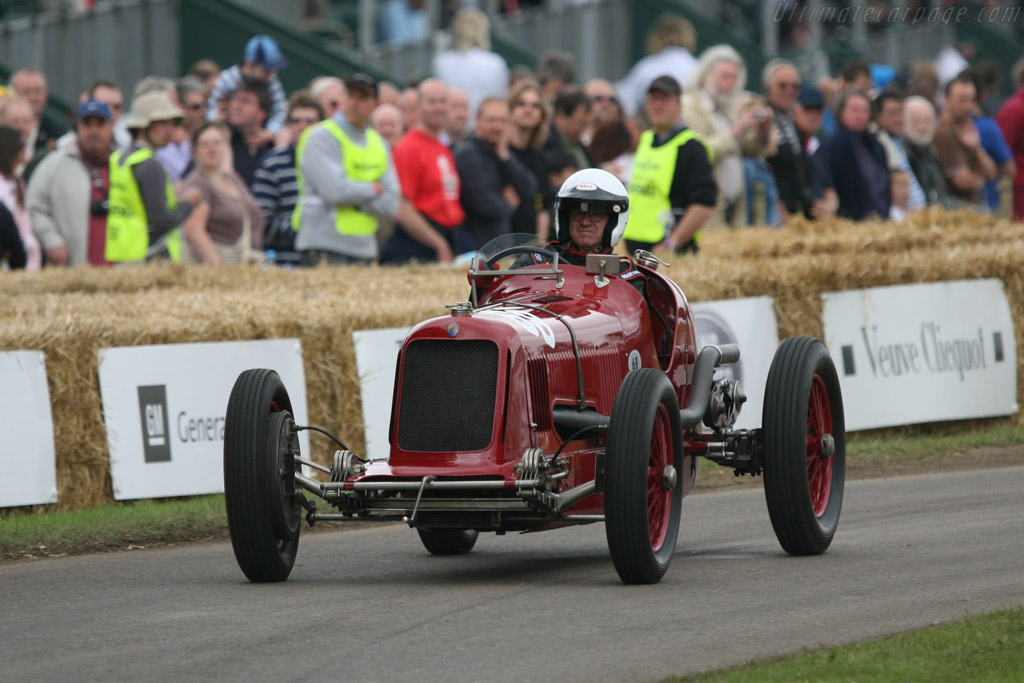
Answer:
605;368;683;584
417;529;479;555
762;337;845;555
224;369;302;582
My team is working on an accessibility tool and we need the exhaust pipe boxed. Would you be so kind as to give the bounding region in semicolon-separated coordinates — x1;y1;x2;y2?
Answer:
550;344;740;432
679;345;740;428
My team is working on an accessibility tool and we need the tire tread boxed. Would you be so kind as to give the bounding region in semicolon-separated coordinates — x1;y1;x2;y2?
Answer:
224;369;299;582
605;368;682;584
762;337;845;555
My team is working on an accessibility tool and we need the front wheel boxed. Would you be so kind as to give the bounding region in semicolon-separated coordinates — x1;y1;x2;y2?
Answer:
224;369;302;582
417;529;479;555
605;368;683;584
762;337;845;555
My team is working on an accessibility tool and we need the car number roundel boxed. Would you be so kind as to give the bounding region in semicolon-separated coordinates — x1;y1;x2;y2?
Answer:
627;349;642;372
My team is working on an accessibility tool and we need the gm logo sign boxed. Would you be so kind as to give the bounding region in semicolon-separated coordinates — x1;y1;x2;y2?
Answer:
137;385;171;463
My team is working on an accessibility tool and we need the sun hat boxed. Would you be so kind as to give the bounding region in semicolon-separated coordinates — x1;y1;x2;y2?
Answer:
122;90;185;130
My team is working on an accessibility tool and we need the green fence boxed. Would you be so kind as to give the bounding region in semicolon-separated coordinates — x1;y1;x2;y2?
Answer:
631;0;767;91
180;0;397;92
956;20;1022;97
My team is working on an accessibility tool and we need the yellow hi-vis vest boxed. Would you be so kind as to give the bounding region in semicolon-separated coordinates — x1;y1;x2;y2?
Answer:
106;147;181;262
292;120;388;236
625;128;713;244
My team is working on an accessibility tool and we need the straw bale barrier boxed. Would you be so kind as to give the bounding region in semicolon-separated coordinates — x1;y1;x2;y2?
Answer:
1;209;1022;509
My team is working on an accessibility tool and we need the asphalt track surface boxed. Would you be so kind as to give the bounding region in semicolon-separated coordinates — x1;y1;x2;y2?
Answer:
3;466;1022;682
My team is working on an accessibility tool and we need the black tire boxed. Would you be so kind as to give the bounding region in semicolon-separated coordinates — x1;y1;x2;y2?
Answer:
604;368;683;584
417;529;479;555
762;337;846;555
224;369;301;582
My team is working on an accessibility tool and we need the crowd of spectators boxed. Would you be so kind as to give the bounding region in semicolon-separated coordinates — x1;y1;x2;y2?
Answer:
1;9;1023;272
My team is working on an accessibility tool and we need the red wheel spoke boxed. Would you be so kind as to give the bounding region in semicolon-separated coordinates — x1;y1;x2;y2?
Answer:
806;375;834;518
647;467;660;489
647;405;672;551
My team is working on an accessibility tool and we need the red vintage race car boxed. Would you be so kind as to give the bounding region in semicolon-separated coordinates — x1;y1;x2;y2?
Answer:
224;233;845;585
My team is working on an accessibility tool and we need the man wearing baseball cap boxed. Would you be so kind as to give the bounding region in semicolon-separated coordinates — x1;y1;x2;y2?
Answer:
293;72;400;264
205;34;289;141
27;99;118;266
624;75;717;255
105;90;202;262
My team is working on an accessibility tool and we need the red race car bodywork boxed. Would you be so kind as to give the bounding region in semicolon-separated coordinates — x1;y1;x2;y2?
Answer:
224;235;847;584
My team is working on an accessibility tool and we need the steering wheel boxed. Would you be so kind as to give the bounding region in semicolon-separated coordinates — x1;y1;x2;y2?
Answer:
483;245;558;270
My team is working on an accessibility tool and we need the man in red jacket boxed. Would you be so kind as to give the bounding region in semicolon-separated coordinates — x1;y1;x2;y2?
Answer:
380;78;464;264
995;57;1024;220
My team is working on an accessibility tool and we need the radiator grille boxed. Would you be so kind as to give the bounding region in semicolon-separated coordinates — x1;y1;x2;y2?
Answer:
527;358;552;430
397;339;499;452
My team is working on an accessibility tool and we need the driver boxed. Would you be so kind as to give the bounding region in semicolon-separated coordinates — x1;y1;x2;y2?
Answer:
550;168;647;296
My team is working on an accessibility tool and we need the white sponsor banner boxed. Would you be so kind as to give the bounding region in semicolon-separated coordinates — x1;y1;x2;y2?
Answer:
353;327;409;461
0;351;58;508
692;296;779;430
822;279;1018;431
98;340;309;500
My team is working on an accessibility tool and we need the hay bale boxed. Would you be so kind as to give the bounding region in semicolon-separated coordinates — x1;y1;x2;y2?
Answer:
1;209;1022;509
0;264;467;509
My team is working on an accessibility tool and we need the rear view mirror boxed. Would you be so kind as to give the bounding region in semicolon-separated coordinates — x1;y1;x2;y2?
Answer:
586;253;621;288
585;253;620;275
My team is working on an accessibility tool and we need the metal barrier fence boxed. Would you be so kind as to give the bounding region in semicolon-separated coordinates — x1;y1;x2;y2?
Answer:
351;0;956;92
349;0;633;85
484;0;633;82
0;0;177;108
0;0;996;112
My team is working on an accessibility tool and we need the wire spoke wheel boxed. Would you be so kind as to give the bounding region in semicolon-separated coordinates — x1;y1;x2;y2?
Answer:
806;375;834;518
763;337;845;555
646;404;673;551
605;368;682;584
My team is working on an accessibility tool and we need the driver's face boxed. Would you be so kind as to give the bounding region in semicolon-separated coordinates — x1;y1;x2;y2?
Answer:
569;208;610;252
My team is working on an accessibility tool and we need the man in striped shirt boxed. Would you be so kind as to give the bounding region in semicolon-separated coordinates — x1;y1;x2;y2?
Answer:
252;92;324;266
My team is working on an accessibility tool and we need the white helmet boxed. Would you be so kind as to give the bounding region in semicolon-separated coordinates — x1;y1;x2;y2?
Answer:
554;168;630;249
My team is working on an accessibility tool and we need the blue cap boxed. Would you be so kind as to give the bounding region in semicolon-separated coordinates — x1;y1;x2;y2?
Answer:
76;99;113;121
871;63;896;91
244;35;287;71
797;86;824;109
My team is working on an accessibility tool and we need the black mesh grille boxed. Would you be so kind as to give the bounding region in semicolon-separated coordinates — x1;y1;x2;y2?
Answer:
398;339;499;452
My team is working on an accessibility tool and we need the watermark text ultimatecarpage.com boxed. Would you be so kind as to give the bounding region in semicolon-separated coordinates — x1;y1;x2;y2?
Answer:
772;3;1020;26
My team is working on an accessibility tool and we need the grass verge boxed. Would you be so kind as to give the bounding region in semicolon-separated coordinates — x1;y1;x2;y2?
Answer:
0;495;228;560
2;425;1022;680
846;420;1024;461
666;605;1024;682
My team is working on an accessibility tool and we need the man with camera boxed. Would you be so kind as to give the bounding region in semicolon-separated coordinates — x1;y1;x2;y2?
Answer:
681;45;774;228
27;99;119;267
